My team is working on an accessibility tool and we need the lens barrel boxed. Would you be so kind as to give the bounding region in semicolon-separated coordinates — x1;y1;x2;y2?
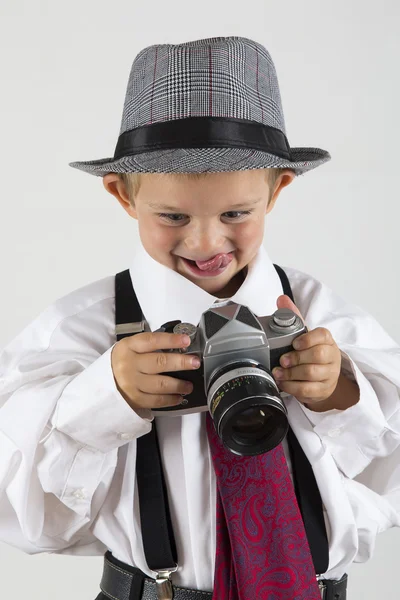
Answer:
207;362;288;456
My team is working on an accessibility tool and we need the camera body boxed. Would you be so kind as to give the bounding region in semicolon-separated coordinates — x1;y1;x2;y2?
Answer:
153;301;306;456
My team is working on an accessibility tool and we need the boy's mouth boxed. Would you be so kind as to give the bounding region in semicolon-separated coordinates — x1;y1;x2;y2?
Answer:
179;252;234;278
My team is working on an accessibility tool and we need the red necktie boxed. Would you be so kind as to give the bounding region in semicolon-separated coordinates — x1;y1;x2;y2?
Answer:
206;413;322;599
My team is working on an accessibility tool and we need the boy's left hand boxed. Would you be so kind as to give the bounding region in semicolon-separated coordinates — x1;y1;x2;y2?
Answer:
272;295;342;407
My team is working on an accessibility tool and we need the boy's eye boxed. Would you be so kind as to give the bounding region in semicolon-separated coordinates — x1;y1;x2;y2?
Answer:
158;213;188;223
222;210;252;220
158;210;252;223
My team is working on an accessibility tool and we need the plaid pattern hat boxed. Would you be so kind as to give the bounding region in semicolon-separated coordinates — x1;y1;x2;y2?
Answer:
69;36;331;177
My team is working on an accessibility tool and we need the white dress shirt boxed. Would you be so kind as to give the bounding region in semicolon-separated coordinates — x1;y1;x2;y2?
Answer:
1;242;400;591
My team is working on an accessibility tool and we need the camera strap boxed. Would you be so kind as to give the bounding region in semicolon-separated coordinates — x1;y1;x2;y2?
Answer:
114;265;329;576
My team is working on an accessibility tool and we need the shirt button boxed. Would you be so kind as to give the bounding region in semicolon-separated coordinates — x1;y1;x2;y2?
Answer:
73;488;87;499
328;427;343;438
118;432;135;440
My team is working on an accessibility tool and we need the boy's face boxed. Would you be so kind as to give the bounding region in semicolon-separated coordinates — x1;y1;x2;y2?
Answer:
104;169;294;297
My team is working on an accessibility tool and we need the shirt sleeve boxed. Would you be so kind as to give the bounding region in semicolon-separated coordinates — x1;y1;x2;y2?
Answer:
284;266;400;479
0;284;152;553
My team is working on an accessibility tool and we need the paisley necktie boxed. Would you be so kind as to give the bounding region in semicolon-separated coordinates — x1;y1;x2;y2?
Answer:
206;413;322;599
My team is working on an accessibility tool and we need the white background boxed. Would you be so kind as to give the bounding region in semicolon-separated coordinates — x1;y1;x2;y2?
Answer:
0;0;399;598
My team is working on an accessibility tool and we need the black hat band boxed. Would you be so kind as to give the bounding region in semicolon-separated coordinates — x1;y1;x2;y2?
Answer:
114;117;292;161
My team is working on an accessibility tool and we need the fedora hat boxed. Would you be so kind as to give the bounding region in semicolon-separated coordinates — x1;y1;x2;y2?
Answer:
69;36;330;177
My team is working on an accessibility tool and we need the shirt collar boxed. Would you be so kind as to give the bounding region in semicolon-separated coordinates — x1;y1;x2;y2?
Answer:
129;242;284;331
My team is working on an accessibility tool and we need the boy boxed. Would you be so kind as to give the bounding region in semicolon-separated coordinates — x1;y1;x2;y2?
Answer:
1;36;400;600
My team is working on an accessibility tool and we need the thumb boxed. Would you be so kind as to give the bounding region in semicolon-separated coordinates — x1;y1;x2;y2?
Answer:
276;294;305;323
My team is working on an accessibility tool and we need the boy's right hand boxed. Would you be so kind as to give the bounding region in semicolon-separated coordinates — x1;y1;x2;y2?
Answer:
111;332;201;410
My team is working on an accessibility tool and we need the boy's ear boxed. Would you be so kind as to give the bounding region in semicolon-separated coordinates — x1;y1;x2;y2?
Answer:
266;169;295;214
102;173;137;219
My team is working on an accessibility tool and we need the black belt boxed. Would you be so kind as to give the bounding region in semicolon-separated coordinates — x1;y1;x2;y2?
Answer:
99;551;348;600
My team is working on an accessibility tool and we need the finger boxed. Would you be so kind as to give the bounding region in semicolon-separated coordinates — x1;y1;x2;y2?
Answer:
274;380;329;401
133;392;187;409
273;362;335;382
279;344;336;368
136;373;194;397
293;328;334;351
136;350;201;375
126;332;191;354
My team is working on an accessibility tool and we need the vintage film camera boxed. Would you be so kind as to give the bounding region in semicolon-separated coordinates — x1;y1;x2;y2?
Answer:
153;301;307;456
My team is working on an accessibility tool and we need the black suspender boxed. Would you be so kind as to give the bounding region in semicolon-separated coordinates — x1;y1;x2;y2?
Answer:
273;265;329;575
114;265;329;576
115;266;178;571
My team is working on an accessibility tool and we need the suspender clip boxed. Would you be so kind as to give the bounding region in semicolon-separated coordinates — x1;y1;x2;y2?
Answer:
317;577;326;599
155;566;178;600
115;320;148;335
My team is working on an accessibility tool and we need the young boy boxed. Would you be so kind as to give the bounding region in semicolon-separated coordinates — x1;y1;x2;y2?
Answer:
1;36;400;600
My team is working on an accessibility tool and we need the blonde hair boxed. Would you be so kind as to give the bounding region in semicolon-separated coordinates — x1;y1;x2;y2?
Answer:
119;168;289;204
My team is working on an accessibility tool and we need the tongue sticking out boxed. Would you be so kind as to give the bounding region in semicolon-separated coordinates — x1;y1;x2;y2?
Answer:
195;253;233;271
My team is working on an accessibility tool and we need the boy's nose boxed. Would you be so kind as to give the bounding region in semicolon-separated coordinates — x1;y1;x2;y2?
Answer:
183;229;226;258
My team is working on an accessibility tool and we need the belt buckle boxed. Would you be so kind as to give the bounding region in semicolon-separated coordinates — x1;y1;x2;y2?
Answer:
155;565;178;600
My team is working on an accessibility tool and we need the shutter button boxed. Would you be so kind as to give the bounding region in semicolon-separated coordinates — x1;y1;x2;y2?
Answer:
269;309;299;333
273;309;296;327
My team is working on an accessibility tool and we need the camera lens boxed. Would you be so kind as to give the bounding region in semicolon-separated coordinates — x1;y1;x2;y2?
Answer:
231;407;269;437
207;362;288;456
